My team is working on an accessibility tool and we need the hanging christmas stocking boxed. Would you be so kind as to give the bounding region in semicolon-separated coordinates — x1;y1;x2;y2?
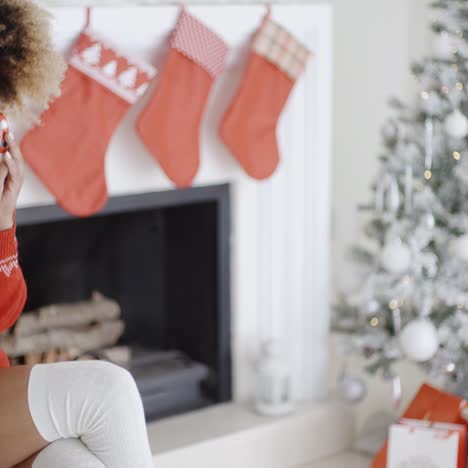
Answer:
21;26;156;217
136;9;228;188
219;16;310;180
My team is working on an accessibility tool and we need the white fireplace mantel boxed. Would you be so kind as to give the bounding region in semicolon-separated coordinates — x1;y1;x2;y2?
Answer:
17;4;333;402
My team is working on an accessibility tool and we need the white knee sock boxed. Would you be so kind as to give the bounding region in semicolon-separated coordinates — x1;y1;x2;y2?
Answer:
32;439;105;468
28;361;154;468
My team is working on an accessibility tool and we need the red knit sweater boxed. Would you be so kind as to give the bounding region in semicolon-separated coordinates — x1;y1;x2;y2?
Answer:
0;225;26;368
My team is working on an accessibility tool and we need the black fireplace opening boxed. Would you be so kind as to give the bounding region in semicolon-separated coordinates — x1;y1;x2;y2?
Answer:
15;185;231;421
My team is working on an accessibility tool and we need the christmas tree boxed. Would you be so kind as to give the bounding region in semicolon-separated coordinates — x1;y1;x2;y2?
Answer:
335;0;468;392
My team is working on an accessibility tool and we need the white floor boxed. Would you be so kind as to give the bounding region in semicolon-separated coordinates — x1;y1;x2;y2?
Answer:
148;401;358;468
299;452;371;467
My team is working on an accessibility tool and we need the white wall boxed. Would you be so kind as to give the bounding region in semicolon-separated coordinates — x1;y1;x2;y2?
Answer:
40;0;434;435
309;0;433;435
303;0;430;293
24;3;333;403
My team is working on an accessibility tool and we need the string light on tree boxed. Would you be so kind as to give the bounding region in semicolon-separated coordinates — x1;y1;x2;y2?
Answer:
453;151;462;160
446;362;456;374
424;170;432;180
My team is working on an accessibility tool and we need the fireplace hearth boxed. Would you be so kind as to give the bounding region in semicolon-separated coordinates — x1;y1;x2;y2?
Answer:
14;185;232;420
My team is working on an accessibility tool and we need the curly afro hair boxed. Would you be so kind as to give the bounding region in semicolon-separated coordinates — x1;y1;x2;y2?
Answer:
0;0;66;119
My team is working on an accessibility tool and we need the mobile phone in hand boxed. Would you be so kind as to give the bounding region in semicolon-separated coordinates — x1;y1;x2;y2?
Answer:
0;114;9;154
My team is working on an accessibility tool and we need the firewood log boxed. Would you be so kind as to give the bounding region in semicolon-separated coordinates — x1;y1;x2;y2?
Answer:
57;349;72;362
14;292;120;337
1;320;125;358
25;353;42;366
43;349;58;363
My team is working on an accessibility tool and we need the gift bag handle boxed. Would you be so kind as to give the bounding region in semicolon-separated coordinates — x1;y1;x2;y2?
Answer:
85;7;92;29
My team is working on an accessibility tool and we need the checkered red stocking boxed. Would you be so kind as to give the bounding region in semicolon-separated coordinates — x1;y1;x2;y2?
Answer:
137;10;228;187
220;16;310;180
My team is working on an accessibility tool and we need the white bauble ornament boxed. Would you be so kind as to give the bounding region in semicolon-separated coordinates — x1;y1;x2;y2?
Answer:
380;239;411;274
337;369;367;403
449;235;468;261
400;319;439;362
444;109;468;140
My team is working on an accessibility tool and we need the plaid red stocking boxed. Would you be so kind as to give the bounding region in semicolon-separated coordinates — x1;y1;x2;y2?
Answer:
137;9;228;187
220;16;310;180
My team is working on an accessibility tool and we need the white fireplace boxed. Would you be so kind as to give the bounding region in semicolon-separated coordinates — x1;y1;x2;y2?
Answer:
16;3;332;403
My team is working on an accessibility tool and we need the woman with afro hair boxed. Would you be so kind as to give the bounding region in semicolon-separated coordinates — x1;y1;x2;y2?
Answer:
0;2;154;467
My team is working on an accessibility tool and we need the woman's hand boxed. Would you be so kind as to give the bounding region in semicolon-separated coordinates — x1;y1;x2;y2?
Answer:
0;133;25;231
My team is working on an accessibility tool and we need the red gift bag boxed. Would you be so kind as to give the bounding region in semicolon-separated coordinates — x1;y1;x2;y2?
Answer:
372;384;467;467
